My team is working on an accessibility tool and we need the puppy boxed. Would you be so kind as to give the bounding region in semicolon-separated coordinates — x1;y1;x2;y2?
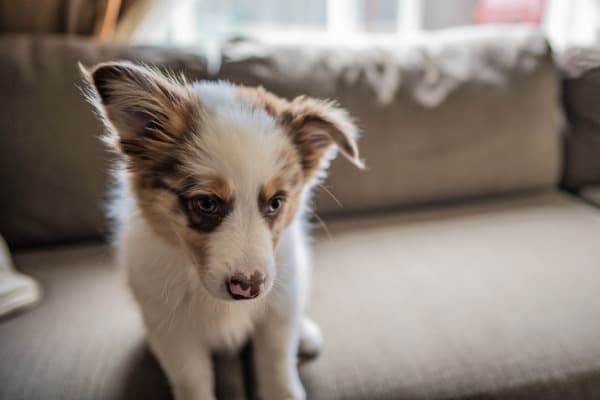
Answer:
81;61;363;400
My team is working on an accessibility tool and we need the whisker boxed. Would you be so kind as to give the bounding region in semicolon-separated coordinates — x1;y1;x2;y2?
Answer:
311;211;332;241
317;183;343;209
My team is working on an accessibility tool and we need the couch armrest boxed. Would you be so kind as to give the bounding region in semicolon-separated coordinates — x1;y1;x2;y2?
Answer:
561;47;600;190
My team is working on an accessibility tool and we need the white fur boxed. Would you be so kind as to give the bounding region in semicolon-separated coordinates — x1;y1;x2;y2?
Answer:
115;82;320;400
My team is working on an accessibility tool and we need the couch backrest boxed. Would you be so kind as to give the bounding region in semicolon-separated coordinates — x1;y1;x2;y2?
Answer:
0;27;561;247
217;26;561;217
0;35;210;247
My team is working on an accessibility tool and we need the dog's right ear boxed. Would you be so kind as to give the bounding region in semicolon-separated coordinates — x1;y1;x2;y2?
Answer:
79;61;199;157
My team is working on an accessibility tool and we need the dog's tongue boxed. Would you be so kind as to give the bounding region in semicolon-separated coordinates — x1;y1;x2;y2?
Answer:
229;283;252;298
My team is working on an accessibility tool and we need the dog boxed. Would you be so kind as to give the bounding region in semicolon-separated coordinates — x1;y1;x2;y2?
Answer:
80;61;363;400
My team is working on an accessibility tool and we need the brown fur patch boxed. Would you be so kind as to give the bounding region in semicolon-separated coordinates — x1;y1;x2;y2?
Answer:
259;168;303;246
237;85;290;117
81;61;203;176
129;171;211;274
261;176;285;204
236;86;363;182
83;62;218;270
191;175;234;201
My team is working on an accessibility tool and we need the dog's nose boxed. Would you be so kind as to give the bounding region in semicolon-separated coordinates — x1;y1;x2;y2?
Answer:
227;272;265;300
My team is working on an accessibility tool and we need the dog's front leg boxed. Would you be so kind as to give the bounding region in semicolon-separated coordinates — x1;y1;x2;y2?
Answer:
148;330;215;400
253;308;305;400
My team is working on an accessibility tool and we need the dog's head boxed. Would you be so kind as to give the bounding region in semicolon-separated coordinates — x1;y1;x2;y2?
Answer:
81;61;363;301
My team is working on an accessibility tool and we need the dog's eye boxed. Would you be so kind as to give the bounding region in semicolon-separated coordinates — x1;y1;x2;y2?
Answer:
267;196;284;215
188;195;219;215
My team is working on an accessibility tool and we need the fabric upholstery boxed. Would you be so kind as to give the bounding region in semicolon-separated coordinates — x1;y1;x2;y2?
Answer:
217;27;561;216
302;190;600;399
580;185;600;207
0;29;560;247
0;245;247;400
2;191;600;399
0;35;209;247
560;47;600;190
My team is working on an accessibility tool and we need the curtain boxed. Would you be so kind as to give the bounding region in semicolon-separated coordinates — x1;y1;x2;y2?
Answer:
544;0;600;52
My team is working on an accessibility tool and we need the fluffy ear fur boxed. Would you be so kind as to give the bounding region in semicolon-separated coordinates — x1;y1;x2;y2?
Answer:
79;61;200;160
239;87;364;178
283;96;364;178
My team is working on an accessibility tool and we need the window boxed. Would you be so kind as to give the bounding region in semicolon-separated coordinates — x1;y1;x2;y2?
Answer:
133;0;599;52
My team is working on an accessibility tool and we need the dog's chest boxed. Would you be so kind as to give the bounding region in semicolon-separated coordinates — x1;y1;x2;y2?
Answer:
190;297;264;350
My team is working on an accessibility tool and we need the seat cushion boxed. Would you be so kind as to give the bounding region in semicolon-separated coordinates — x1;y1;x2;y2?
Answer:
303;190;600;399
580;185;600;208
0;246;246;400
2;191;600;399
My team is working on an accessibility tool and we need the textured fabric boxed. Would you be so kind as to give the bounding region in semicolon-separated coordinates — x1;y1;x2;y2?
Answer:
0;234;40;317
0;245;247;400
560;47;600;190
302;190;600;399
2;191;600;399
0;35;209;247
217;27;561;216
1;30;561;247
580;185;600;207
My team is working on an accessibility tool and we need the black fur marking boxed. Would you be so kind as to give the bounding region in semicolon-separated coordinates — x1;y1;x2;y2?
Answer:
92;64;128;103
180;195;233;233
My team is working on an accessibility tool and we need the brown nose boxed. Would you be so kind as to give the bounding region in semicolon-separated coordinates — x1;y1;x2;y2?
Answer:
227;272;266;300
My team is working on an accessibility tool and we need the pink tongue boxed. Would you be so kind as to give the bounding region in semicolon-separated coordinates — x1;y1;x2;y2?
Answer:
229;283;252;298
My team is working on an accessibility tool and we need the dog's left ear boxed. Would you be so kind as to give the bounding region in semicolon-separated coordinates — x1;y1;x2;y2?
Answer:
284;96;364;178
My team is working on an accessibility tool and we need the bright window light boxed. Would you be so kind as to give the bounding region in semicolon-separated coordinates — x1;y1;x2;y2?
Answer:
132;0;600;52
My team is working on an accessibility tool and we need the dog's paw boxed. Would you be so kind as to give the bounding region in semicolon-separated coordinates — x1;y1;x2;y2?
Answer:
299;317;323;359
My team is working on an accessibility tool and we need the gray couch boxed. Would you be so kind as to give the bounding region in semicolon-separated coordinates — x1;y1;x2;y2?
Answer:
2;26;600;399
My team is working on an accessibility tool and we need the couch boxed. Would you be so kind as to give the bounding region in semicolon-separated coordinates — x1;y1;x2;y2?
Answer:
2;26;600;399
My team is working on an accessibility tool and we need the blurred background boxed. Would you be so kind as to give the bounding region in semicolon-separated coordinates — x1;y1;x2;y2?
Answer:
2;1;600;400
135;0;600;52
2;0;600;51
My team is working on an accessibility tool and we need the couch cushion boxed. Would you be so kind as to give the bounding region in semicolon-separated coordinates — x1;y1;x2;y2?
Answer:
0;35;210;247
0;245;247;400
303;190;600;399
2;191;600;399
561;47;600;190
218;26;562;216
580;185;600;207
